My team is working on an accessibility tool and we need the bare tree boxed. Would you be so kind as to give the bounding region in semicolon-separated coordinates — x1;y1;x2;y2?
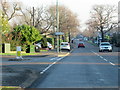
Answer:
88;5;117;41
20;7;33;26
20;6;53;34
48;5;80;36
0;0;21;21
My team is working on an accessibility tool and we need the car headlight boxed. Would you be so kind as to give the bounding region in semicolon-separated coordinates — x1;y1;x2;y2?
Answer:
100;47;103;49
108;46;112;49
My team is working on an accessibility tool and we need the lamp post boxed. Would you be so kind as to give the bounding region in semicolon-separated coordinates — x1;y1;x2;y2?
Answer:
33;7;35;27
56;0;59;53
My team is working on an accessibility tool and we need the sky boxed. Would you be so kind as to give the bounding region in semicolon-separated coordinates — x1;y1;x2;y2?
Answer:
15;0;119;30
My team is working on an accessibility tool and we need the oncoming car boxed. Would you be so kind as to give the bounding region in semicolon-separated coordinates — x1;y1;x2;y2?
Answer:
60;42;70;51
99;42;112;52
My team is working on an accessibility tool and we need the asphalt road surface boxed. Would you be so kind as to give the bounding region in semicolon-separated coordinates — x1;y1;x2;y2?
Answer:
30;41;119;88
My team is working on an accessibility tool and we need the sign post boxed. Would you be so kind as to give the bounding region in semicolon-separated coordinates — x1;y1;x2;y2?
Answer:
16;46;22;59
55;32;64;36
55;32;64;53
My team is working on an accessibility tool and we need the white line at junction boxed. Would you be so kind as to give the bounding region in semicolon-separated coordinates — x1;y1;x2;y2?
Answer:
50;57;59;60
40;53;70;74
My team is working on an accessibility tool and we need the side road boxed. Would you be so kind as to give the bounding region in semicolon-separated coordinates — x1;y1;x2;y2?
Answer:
1;50;71;88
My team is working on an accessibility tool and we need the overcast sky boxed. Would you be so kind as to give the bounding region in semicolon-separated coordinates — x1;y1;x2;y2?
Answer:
16;0;119;30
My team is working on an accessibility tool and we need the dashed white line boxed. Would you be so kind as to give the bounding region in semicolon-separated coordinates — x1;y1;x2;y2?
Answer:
91;51;100;56
103;58;107;61
109;62;115;66
100;56;104;59
91;50;116;66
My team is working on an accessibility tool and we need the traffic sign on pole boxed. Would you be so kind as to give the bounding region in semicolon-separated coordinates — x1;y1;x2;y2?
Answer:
55;32;64;35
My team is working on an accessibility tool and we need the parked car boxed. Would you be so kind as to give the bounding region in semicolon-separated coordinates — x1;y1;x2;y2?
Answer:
78;42;85;48
34;42;41;52
34;42;42;48
35;42;53;50
47;42;53;50
60;42;70;51
99;42;112;52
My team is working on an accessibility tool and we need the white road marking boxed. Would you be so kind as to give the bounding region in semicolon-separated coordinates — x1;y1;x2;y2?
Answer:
109;62;115;66
100;56;104;59
57;57;64;61
99;79;105;81
91;51;100;56
40;54;69;74
50;57;59;60
50;56;67;61
40;61;57;74
103;59;107;61
91;50;116;66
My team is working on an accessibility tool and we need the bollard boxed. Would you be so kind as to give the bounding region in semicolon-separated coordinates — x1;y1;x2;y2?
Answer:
16;46;23;59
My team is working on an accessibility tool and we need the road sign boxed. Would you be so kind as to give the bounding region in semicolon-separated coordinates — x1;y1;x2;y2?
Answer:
55;32;64;35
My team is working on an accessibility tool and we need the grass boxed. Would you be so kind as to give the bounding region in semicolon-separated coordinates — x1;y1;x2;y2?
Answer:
0;53;41;56
0;50;48;56
0;86;21;89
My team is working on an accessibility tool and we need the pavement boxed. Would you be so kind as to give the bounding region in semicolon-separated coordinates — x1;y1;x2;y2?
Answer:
0;49;71;88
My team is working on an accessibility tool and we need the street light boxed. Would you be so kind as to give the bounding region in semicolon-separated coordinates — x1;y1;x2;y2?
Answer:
56;0;59;53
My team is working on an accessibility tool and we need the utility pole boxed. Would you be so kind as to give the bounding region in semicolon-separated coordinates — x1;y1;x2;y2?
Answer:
56;0;59;53
68;27;71;43
33;7;35;27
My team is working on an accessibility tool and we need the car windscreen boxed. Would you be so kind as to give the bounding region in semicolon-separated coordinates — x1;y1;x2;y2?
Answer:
101;44;110;45
61;43;68;45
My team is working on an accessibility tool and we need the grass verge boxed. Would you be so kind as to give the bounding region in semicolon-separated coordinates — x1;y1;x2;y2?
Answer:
0;53;42;56
0;49;48;56
0;86;21;89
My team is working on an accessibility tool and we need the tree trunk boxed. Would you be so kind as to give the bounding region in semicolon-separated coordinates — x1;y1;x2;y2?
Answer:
100;26;104;42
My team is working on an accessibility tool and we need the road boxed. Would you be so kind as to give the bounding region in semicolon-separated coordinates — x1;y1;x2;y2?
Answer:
30;42;119;88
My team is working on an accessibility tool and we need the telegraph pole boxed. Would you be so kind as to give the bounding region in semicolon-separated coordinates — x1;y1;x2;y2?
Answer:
56;0;59;53
33;7;35;26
